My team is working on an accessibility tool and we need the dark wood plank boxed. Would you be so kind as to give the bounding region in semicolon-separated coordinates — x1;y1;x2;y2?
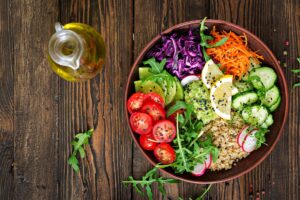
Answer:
209;0;300;199
12;0;60;199
0;0;14;199
57;0;133;199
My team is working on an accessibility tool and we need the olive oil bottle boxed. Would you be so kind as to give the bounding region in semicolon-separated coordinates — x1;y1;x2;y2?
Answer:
48;22;105;81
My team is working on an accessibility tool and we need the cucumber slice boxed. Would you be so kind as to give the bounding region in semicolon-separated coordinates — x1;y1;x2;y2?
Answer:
232;92;258;110
233;81;253;93
249;76;264;90
261;86;280;107
134;80;142;91
138;81;165;99
269;96;281;112
260;115;274;128
139;67;153;80
173;78;184;101
249;67;277;90
242;58;261;81
242;105;269;126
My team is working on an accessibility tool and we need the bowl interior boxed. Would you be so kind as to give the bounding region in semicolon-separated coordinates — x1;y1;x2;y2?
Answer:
125;20;288;183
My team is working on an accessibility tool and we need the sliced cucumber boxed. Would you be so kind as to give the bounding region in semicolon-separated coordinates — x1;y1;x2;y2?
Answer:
260;114;274;128
249;76;264;90
139;67;153;80
242;105;269;126
134;80;142;91
241;58;261;81
249;67;277;90
232;92;258;110
138;81;165;99
261;86;280;107
269;96;281;112
173;78;184;101
233;81;253;93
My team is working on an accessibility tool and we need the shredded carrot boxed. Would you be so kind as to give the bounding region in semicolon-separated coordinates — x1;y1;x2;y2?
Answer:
206;27;264;79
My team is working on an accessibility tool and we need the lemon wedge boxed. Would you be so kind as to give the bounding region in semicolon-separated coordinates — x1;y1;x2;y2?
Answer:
202;59;224;89
210;75;233;120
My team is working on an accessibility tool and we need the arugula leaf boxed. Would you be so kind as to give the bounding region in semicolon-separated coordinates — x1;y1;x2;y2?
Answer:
123;166;179;200
254;128;269;148
205;37;229;48
68;129;93;173
195;184;212;200
292;57;300;88
200;17;228;51
166;101;187;117
143;58;166;74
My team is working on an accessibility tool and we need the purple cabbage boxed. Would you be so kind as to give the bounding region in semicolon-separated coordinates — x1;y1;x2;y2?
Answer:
147;28;205;80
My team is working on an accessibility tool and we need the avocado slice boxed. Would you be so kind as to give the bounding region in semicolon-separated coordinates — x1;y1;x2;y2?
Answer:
137;81;165;99
139;67;153;80
173;78;184;101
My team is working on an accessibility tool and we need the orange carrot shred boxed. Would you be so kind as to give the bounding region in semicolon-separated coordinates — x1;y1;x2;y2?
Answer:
206;27;263;79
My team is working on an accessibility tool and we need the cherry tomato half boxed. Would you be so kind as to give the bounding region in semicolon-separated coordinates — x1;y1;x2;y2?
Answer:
168;108;185;124
154;143;176;164
141;102;166;122
152;120;176;143
127;92;145;114
144;93;165;108
139;134;157;150
130;112;153;135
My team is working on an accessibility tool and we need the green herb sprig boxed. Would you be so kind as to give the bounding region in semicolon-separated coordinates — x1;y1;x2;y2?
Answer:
123;166;179;200
143;57;167;74
200;17;228;61
292;57;300;88
68;129;94;173
165;101;219;174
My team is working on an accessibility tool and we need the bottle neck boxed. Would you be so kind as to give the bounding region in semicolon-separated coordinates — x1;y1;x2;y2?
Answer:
48;23;83;70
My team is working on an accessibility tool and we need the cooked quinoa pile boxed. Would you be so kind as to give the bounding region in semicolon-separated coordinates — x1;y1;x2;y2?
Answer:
203;112;249;171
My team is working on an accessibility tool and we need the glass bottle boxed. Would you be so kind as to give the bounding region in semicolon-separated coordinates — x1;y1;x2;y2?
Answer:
48;22;105;81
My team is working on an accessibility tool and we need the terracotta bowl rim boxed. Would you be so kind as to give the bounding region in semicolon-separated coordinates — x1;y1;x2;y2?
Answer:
124;19;289;184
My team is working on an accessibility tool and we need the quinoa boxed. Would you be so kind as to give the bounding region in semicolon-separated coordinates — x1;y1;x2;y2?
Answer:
203;112;249;171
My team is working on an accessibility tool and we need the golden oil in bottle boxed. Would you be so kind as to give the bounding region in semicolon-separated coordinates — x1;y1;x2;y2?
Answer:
48;22;105;81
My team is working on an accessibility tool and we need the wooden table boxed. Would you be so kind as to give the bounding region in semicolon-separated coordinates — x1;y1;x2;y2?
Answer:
0;0;299;199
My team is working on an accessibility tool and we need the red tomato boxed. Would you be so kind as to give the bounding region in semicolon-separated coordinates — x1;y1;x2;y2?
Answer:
127;92;145;114
168;109;185;124
154;143;176;164
152;120;176;143
141;102;166;122
139;134;157;150
130;112;153;135
144;93;165;108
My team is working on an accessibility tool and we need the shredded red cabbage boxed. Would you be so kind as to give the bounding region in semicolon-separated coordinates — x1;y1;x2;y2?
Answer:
147;28;205;80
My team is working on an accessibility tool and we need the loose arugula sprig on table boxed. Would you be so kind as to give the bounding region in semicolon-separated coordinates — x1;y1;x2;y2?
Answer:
68;129;93;173
292;57;300;88
123;166;179;199
123;166;212;200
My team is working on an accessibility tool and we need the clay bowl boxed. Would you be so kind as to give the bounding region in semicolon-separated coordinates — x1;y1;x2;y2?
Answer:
125;19;288;184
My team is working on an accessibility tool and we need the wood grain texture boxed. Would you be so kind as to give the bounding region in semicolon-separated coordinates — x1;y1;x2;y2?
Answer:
0;0;299;199
0;0;14;199
12;0;59;199
57;0;133;199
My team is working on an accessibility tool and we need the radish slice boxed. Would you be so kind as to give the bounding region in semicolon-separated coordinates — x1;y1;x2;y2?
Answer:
181;75;200;86
237;125;250;147
242;130;258;153
191;163;206;176
204;153;212;169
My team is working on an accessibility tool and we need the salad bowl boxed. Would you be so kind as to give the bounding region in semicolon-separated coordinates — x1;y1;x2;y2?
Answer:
125;19;288;184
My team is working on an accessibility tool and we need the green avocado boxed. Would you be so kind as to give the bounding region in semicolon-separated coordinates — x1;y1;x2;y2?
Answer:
184;80;217;124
